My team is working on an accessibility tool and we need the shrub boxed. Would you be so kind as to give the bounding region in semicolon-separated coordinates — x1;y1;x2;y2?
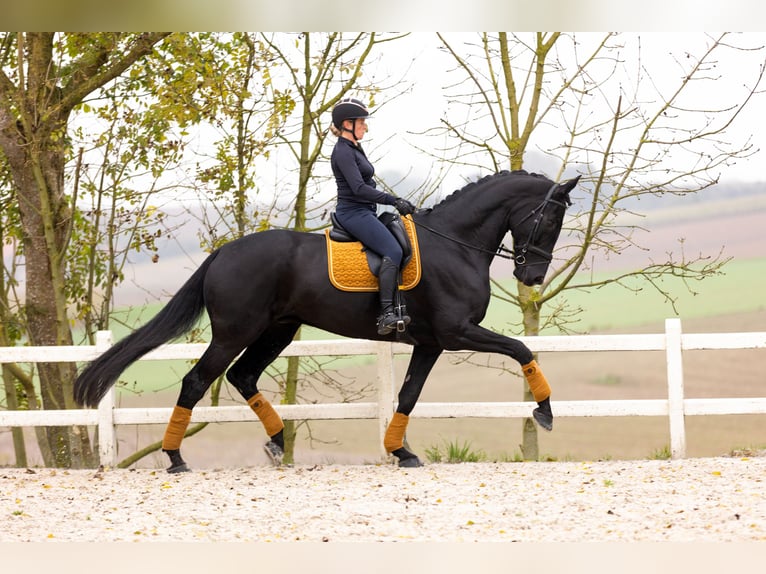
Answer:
425;439;486;463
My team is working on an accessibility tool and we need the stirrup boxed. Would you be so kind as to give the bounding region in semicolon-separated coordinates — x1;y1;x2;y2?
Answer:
377;313;401;335
396;304;411;331
377;311;410;335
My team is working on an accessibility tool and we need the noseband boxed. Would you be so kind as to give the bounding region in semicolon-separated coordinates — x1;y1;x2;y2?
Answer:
512;183;568;266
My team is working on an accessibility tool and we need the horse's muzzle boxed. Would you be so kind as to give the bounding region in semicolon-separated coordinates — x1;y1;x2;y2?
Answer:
513;265;546;286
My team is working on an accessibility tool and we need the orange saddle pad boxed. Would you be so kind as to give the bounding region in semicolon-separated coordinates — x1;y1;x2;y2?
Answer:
324;215;422;292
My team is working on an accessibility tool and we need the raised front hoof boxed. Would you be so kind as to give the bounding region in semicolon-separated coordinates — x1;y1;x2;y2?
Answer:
166;462;190;474
391;447;423;468
532;407;553;432
264;440;284;467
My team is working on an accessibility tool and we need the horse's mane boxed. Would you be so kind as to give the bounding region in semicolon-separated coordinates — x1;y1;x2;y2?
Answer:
426;169;550;213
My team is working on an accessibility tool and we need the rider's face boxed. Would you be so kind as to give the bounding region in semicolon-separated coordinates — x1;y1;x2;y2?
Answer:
345;118;368;141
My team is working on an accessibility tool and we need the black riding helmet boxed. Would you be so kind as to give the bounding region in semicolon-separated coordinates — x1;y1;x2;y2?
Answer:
332;98;369;138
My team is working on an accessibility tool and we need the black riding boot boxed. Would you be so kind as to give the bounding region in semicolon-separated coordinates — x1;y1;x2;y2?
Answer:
377;256;411;335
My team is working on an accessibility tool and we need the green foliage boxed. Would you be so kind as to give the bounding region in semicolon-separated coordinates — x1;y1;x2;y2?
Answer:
649;445;672;460
425;439;486;463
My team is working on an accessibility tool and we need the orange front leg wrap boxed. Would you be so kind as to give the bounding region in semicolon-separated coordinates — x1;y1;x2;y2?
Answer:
522;359;551;403
384;412;410;453
162;405;192;451
248;392;285;437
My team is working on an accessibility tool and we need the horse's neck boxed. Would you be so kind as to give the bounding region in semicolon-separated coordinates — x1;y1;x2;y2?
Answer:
424;187;514;251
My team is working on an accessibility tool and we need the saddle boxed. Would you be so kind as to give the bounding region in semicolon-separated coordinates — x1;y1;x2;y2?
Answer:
325;212;421;292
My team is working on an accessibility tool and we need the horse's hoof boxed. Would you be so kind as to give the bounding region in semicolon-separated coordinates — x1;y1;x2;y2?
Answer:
391;447;423;468
163;448;189;473
533;407;553;431
398;456;424;468
264;440;284;466
166;462;190;474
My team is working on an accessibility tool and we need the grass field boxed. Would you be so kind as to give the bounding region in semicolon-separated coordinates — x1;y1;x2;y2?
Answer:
484;256;766;334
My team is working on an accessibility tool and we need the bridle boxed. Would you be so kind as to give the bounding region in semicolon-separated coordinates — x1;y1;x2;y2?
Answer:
510;183;569;265
412;183;567;265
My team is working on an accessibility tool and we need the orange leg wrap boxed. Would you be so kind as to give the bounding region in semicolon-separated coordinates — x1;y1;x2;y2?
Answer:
522;359;551;402
162;405;192;451
384;412;410;453
248;392;285;437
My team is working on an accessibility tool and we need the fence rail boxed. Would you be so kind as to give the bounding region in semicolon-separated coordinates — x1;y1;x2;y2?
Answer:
1;318;765;466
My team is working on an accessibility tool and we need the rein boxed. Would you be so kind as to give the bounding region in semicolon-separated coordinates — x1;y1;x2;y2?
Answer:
411;219;514;260
412;183;565;264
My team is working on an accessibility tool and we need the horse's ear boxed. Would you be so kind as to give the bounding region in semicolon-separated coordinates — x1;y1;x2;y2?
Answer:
555;175;580;207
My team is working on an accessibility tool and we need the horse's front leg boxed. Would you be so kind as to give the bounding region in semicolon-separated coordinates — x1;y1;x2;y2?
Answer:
443;323;553;431
384;345;443;467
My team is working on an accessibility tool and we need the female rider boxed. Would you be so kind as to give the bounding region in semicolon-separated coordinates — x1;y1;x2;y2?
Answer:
330;98;416;335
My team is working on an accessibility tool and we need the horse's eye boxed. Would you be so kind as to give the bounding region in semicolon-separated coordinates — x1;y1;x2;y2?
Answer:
541;216;558;232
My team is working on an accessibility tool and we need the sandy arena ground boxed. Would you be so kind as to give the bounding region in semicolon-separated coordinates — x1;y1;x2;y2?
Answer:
2;456;765;543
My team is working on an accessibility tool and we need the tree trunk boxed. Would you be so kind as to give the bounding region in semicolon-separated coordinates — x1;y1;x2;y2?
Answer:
518;282;541;460
282;332;302;465
18;155;96;467
2;365;27;466
281;93;314;462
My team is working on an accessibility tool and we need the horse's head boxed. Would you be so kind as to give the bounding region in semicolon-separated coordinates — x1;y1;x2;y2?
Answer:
510;175;579;286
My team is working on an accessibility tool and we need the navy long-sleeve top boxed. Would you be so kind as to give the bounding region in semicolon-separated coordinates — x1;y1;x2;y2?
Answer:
332;137;396;210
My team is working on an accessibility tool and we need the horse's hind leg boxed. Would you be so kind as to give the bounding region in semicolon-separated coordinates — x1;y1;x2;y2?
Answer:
162;341;242;473
384;345;443;468
226;322;300;465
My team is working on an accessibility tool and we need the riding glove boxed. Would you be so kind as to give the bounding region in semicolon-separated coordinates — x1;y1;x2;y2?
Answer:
393;198;416;216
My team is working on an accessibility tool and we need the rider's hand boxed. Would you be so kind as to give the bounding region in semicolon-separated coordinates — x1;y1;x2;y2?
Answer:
393;198;416;216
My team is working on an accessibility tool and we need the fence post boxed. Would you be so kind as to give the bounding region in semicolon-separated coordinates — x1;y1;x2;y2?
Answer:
95;330;116;467
376;341;396;462
665;318;686;459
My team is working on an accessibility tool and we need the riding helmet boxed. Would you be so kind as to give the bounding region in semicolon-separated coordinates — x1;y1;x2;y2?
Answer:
332;98;369;129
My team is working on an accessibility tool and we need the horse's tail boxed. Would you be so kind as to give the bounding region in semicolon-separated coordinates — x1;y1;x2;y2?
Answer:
74;249;221;407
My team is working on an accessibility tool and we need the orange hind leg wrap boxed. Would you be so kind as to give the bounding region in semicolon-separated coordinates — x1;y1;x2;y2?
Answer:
248;392;285;437
522;359;551;403
384;412;410;453
162;405;192;451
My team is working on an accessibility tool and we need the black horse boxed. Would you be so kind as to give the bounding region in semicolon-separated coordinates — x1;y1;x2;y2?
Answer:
74;169;578;471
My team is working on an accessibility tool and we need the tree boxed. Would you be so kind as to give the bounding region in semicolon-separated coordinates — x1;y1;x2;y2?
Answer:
0;32;408;469
61;32;282;468
436;32;765;459
0;32;171;467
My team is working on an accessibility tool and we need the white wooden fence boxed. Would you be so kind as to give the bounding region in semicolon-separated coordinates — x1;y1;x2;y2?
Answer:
1;318;765;467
